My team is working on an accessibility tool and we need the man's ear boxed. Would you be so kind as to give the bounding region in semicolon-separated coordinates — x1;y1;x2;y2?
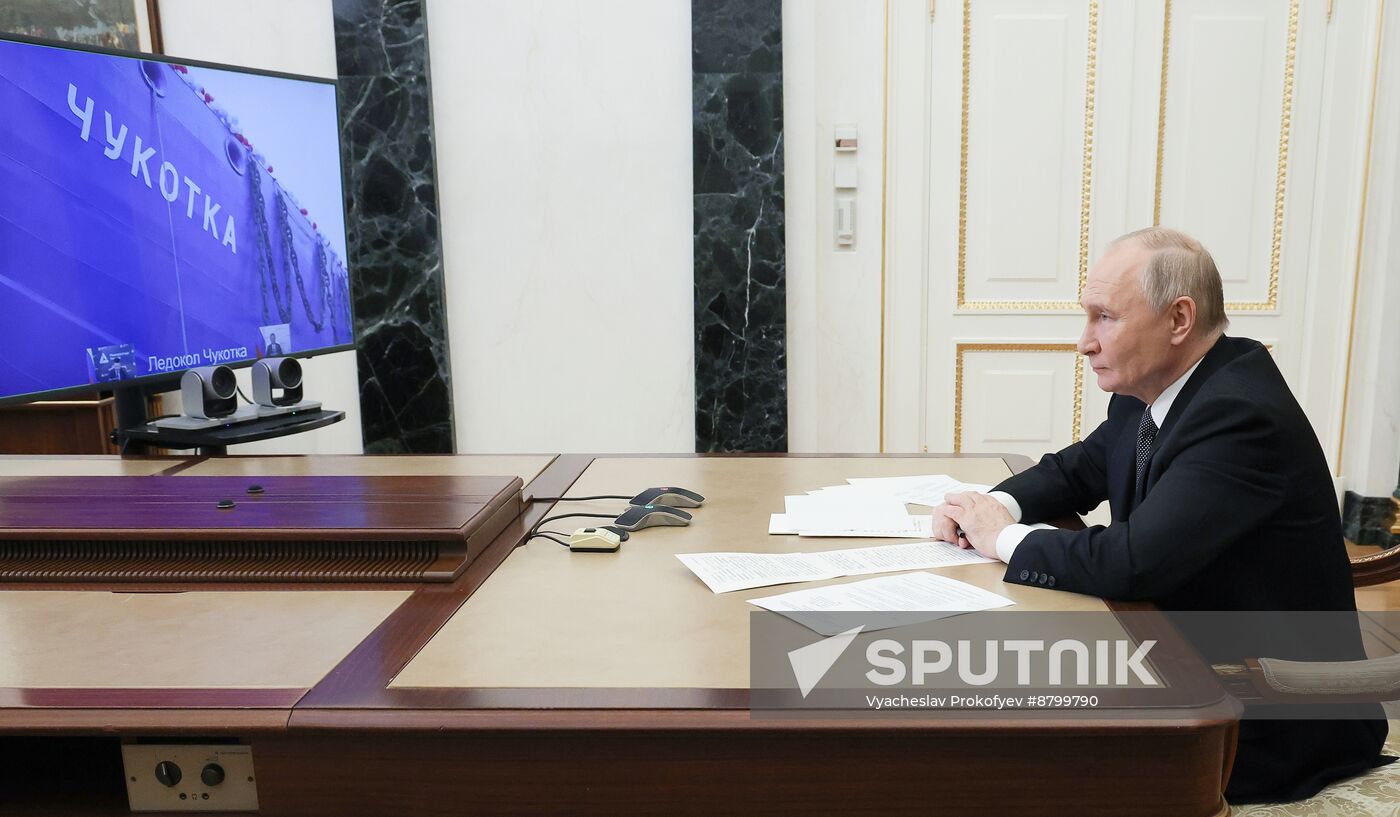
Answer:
1168;296;1197;345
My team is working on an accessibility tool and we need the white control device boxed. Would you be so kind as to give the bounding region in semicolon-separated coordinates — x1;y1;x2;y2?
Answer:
569;527;622;552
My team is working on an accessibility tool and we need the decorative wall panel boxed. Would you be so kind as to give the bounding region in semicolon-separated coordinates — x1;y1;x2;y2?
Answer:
959;0;1099;310
333;0;454;452
693;0;786;452
1155;0;1298;309
955;344;1082;455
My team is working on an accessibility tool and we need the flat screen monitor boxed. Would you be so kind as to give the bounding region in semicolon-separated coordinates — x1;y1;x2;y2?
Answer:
0;34;353;405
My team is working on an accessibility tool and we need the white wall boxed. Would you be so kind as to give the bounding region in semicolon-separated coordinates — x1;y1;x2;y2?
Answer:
784;0;886;453
158;0;363;454
153;1;1395;485
1339;0;1400;498
428;0;694;453
158;0;696;456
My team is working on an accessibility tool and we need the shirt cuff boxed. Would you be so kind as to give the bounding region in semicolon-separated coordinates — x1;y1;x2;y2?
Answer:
994;523;1038;564
987;491;1023;523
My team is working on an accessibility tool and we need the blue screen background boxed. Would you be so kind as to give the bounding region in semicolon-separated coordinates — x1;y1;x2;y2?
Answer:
0;38;353;401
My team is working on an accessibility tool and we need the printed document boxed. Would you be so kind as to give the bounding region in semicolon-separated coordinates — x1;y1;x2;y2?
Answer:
677;540;996;594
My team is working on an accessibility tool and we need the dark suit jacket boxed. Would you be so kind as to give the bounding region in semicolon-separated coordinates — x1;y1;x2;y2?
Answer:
992;335;1386;802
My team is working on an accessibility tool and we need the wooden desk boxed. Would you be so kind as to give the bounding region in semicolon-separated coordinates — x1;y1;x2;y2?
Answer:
0;454;1236;817
0;396;164;456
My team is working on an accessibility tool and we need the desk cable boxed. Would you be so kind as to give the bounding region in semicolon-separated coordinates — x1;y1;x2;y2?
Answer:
525;493;660;547
528;531;578;548
526;512;617;548
524;494;634;546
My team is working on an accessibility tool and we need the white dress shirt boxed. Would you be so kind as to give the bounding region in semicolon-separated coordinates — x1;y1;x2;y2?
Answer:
988;355;1206;563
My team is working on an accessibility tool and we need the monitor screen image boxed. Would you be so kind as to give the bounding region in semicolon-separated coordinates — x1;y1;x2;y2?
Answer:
0;35;353;404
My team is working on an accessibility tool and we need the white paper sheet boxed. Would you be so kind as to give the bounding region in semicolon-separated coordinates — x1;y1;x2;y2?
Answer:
768;513;802;534
784;493;917;532
814;540;997;574
677;541;996;594
747;571;1016;635
675;551;834;593
768;513;936;539
844;474;995;507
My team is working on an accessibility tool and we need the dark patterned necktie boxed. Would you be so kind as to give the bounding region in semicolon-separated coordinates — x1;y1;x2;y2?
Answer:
1136;407;1158;492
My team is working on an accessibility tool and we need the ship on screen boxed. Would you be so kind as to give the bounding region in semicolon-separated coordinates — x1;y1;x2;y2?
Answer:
0;38;353;400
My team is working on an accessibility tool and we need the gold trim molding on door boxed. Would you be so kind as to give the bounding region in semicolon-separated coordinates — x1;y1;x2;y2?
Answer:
953;343;1085;453
956;0;1100;312
952;341;1278;453
1336;0;1387;475
1153;0;1298;312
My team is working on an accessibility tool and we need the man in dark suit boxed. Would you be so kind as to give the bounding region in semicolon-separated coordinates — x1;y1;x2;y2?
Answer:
936;228;1387;803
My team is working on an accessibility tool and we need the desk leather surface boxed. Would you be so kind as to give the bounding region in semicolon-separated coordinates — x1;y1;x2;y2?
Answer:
0;590;410;688
392;456;1114;690
0;455;173;477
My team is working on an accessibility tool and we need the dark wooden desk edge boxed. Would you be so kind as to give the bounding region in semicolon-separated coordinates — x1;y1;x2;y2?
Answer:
0;707;294;735
0;469;529;593
0;454;572;728
0;454;1236;817
0;687;301;734
289;705;1240;733
0;453;1227;735
295;453;1030;712
0;688;307;735
293;453;594;710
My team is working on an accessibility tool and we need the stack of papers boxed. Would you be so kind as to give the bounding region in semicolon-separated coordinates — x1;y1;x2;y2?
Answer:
844;474;995;507
776;491;930;537
768;514;935;538
677;541;995;594
770;474;994;538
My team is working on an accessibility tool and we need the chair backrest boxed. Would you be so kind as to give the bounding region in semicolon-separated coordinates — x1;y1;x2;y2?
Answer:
1351;545;1400;587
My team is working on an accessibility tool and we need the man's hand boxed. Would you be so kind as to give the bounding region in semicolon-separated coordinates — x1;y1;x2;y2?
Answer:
938;492;1015;561
931;500;963;547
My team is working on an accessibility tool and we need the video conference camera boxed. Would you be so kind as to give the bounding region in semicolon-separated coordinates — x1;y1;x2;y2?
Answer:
252;357;320;416
180;365;239;419
150;365;252;431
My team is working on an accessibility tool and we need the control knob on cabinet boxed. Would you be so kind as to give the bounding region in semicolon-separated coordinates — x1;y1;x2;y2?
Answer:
201;763;226;786
154;760;182;787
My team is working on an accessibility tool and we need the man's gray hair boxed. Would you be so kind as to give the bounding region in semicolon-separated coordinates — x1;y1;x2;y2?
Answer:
1112;227;1229;335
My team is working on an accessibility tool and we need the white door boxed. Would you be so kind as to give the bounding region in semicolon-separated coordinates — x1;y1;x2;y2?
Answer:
880;0;1378;473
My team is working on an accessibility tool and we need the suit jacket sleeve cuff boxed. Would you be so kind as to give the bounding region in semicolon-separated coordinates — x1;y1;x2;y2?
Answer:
995;523;1037;564
987;491;1023;523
